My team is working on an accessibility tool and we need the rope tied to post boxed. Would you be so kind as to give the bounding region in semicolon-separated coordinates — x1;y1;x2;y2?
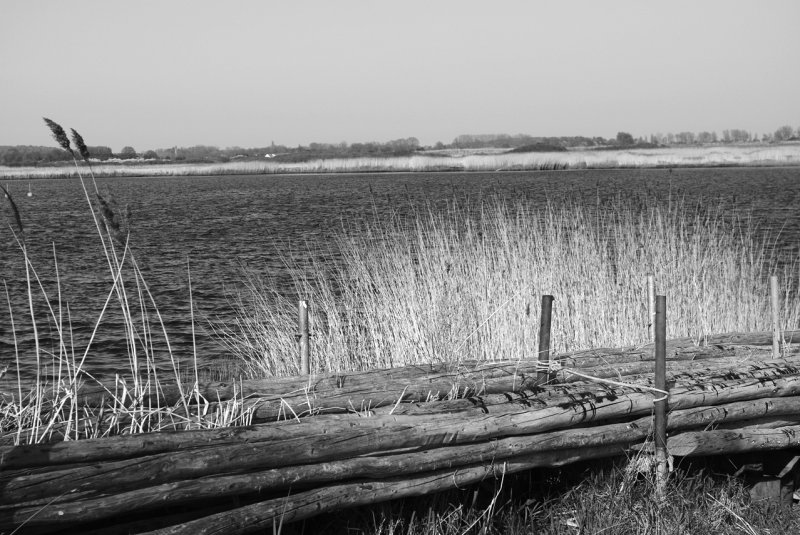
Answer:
533;359;670;403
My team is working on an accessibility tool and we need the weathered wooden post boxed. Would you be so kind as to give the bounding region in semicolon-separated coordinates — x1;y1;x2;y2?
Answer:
654;295;668;498
537;295;554;385
771;275;781;359
298;300;310;375
647;274;656;341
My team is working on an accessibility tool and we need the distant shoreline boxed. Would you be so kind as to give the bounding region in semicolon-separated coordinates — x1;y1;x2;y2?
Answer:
2;144;799;180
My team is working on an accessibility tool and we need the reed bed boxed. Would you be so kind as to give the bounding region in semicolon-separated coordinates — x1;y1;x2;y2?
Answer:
218;194;800;378
2;144;799;179
0;119;253;446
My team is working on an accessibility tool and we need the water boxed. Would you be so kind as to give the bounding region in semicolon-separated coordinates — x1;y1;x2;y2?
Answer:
2;167;799;384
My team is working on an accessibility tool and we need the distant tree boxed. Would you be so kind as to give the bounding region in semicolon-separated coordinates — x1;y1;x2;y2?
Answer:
142;150;158;160
728;129;749;143
616;132;634;145
697;131;715;144
119;146;137;159
774;125;794;142
2;148;22;165
88;146;113;160
23;149;42;164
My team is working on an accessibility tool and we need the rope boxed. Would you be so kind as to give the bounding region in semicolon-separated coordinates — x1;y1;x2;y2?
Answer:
534;360;670;403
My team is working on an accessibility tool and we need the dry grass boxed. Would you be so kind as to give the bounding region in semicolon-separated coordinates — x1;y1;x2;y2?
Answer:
218;193;800;377
291;458;800;534
2;144;799;179
0;119;253;445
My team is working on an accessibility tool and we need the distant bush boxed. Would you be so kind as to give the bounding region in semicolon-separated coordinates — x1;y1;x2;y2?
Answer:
118;146;137;159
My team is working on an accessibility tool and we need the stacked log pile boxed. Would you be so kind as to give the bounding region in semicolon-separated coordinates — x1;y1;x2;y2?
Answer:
1;331;799;534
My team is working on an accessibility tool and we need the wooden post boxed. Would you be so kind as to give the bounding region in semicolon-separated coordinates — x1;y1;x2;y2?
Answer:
654;295;668;498
647;274;656;341
537;295;554;385
298;300;310;375
771;275;781;359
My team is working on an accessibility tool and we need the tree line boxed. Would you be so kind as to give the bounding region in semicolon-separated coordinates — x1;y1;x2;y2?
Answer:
1;125;798;167
0;144;158;166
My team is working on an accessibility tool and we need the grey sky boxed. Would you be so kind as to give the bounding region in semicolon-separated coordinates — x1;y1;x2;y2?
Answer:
1;0;798;152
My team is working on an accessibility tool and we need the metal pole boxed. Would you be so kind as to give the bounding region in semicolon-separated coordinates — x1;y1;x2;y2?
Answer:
298;300;310;375
654;295;668;498
771;275;781;359
537;295;554;385
647;274;656;341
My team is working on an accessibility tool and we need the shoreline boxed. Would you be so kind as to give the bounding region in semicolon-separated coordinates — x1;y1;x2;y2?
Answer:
2;144;800;179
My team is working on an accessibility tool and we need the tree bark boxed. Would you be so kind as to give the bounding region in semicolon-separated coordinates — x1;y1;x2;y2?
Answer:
4;366;800;506
46;331;800;412
668;425;800;456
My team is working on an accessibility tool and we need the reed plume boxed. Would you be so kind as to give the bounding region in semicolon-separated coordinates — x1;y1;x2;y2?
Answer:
1;184;24;237
43;117;74;157
70;128;91;162
95;190;130;247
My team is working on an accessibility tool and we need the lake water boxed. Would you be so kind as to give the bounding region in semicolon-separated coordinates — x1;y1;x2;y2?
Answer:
1;167;799;384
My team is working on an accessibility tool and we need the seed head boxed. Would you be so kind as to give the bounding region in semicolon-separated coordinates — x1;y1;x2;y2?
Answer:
70;128;91;162
1;185;24;236
43;118;74;156
95;191;130;247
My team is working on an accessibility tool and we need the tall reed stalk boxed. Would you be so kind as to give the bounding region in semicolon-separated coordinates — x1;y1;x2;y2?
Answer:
0;120;252;445
218;194;799;377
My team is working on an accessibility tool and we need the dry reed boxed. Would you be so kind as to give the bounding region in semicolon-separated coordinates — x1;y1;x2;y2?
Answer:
2;144;800;179
0;119;251;445
217;194;800;377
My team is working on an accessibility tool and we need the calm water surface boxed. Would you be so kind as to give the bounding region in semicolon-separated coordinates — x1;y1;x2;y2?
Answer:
1;168;799;383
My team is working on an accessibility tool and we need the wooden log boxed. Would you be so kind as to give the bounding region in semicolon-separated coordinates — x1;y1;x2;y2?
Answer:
73;349;800;430
26;331;799;413
87;351;797;429
4;368;800;509
4;396;800;529
717;416;800;430
4;360;800;471
0;433;633;529
374;355;800;417
8;348;795;448
5;359;800;472
668;425;800;457
252;352;800;422
5;349;795;449
139;445;627;535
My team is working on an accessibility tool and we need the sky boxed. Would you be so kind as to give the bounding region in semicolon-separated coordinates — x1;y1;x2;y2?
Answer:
1;0;798;152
